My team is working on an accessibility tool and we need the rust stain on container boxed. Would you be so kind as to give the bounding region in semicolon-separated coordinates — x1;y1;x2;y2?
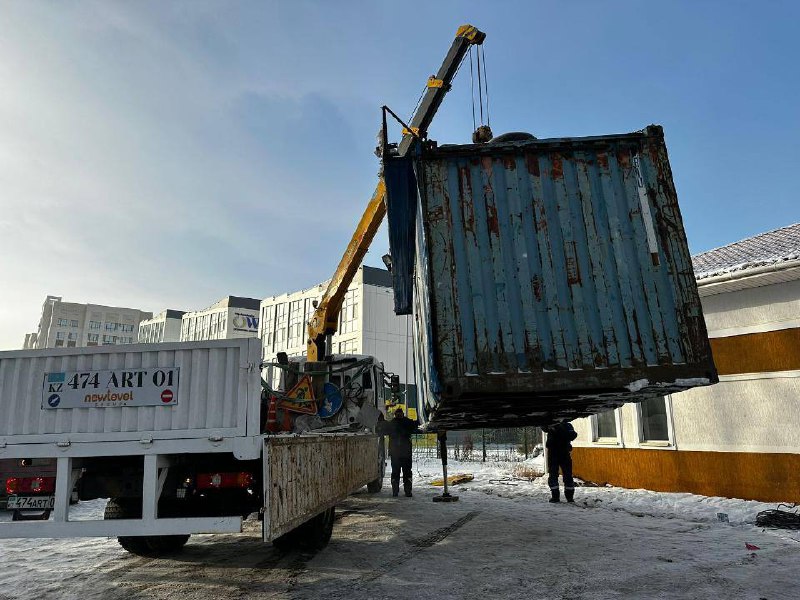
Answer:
532;275;543;301
526;153;540;176
486;204;500;235
551;154;564;179
617;148;631;169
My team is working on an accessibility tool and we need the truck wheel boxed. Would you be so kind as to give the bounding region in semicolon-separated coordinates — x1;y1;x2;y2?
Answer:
271;527;300;552
272;507;335;552
104;498;190;556
367;439;385;493
302;506;335;550
144;535;191;554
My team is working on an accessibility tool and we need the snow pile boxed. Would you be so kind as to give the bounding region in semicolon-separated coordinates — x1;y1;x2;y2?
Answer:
414;456;781;527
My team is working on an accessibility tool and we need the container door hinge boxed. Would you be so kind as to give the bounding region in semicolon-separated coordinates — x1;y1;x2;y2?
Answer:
56;440;71;448
139;436;154;445
0;439;6;449
208;434;224;443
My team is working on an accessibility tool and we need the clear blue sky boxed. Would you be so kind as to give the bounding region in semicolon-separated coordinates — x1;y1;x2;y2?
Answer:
1;1;798;349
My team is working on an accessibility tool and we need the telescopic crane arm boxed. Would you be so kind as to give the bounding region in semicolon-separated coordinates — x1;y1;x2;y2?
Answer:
305;24;485;362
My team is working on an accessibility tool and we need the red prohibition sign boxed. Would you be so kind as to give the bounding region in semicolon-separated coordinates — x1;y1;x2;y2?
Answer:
161;389;174;403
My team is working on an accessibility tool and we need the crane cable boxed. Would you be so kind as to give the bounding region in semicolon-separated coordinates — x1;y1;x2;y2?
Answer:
481;45;491;128
469;45;491;130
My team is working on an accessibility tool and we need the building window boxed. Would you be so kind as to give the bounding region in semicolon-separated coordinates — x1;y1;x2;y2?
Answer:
288;300;305;347
89;321;100;329
67;332;76;340
262;304;276;352
638;396;672;444
56;331;65;340
337;339;358;355
55;339;64;347
105;323;116;331
338;289;359;335
275;303;288;348
592;408;618;442
87;333;99;342
67;340;76;347
57;318;69;327
70;319;78;328
103;335;117;344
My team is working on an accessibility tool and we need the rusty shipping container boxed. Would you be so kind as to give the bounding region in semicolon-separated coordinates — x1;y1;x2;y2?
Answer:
385;125;717;429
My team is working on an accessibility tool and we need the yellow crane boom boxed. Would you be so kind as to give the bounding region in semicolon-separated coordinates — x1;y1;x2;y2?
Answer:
306;24;485;362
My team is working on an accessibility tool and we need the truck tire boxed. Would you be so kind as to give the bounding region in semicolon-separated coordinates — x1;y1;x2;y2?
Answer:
366;438;385;493
304;506;335;550
272;507;335;552
104;498;190;556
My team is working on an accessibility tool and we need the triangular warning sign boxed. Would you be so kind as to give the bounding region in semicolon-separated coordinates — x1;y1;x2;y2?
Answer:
278;375;317;414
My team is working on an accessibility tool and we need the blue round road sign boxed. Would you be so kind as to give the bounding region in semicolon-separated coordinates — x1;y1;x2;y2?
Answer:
47;393;61;407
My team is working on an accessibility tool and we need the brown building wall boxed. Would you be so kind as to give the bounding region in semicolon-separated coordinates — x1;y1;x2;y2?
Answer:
710;328;800;375
572;447;800;503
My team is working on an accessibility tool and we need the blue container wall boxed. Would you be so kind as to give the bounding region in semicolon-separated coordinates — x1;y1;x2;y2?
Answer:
408;127;716;428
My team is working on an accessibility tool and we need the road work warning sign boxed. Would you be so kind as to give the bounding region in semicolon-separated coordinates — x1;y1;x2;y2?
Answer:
278;375;317;414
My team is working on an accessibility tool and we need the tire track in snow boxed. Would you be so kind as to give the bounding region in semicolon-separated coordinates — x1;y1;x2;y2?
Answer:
359;510;481;583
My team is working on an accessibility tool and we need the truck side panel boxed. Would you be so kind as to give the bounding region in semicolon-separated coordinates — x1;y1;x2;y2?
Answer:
0;339;261;445
263;434;379;541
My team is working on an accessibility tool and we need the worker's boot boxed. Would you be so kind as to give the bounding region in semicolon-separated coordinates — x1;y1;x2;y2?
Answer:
391;477;400;497
565;489;575;503
403;478;413;498
549;489;560;503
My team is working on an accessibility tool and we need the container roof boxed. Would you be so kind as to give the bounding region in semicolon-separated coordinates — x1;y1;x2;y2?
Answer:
692;222;800;280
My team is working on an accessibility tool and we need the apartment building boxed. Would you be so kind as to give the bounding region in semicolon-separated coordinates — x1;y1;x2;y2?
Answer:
180;296;261;342
24;295;152;349
137;309;186;343
260;266;414;382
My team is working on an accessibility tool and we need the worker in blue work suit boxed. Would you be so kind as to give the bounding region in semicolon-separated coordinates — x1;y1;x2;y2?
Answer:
377;408;420;497
543;421;578;503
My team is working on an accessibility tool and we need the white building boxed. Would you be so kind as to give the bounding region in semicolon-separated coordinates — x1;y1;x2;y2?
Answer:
137;309;186;343
24;295;152;349
569;223;800;503
180;296;261;342
260;266;414;382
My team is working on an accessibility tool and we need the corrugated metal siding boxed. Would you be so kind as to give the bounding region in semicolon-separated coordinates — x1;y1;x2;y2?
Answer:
411;126;717;429
264;434;379;540
0;339;259;444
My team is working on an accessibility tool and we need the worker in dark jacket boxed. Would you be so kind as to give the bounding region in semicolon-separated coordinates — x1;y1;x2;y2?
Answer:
377;408;420;497
543;421;578;503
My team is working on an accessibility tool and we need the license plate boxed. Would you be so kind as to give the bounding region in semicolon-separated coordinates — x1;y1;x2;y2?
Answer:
7;496;55;510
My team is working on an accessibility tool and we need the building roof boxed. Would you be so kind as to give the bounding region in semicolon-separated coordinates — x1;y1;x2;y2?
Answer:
692;222;800;280
362;266;392;288
193;296;261;313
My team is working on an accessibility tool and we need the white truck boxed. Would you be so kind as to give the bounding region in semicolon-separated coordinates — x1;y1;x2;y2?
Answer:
0;338;387;554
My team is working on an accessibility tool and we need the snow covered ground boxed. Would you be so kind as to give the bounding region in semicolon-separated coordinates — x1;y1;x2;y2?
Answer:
1;457;798;599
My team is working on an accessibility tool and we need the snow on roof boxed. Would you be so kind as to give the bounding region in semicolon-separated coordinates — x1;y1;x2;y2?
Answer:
692;222;800;280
